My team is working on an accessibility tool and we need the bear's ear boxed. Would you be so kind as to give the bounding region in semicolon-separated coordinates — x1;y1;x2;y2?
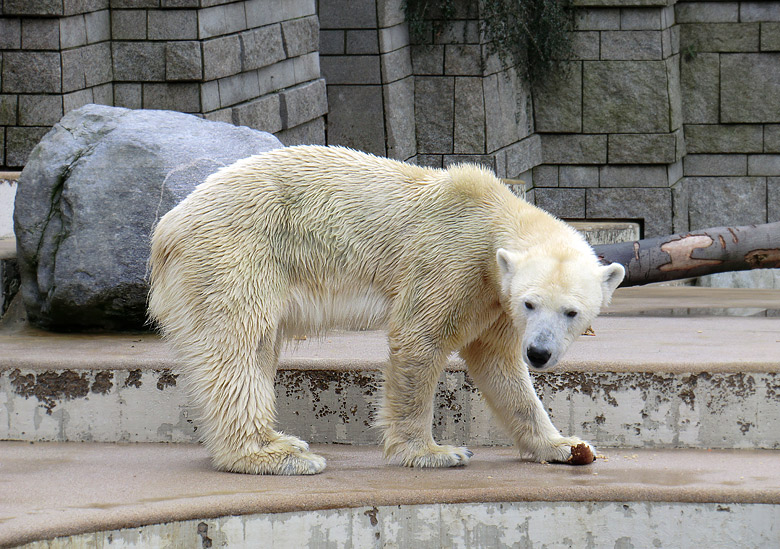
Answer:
600;262;625;305
496;248;523;293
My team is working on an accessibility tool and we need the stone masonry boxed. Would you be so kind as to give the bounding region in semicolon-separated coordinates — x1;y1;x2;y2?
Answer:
0;0;327;169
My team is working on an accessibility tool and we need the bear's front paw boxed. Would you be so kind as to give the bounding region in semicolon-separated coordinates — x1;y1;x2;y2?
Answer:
215;436;327;475
398;443;473;468
534;437;597;465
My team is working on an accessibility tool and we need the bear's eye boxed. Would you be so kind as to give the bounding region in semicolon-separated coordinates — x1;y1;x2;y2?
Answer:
566;310;578;318
524;301;535;311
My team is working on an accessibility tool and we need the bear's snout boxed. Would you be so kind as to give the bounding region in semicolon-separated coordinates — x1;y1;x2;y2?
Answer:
526;345;552;369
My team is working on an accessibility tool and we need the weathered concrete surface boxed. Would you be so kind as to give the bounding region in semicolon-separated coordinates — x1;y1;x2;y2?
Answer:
2;442;779;548
2;310;780;449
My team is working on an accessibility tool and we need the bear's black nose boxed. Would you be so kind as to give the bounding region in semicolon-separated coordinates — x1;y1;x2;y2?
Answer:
527;346;551;368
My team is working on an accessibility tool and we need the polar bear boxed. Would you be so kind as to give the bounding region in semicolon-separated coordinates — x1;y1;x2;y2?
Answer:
148;145;624;475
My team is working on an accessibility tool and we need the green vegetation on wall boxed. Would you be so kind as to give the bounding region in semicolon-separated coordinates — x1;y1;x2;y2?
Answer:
404;0;573;82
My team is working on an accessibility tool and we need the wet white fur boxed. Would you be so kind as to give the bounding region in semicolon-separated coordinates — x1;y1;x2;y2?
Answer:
148;145;624;475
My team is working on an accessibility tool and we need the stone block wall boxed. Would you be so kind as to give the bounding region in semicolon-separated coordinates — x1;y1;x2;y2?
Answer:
677;0;780;231
0;0;327;169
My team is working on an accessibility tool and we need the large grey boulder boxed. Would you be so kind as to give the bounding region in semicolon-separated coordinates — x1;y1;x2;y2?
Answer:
14;104;282;331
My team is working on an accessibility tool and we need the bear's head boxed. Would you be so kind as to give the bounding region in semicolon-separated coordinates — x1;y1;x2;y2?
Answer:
496;247;625;370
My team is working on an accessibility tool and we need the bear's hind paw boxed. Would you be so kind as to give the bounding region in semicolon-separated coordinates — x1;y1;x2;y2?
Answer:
401;444;473;468
217;438;327;475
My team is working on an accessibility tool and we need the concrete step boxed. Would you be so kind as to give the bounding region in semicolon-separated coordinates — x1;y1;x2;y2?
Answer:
1;441;778;548
2;291;779;450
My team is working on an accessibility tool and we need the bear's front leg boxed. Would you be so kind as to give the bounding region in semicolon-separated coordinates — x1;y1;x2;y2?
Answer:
460;316;596;464
377;334;472;468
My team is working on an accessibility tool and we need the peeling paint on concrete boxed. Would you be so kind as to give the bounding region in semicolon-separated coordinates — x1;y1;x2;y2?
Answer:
15;502;780;548
1;368;778;449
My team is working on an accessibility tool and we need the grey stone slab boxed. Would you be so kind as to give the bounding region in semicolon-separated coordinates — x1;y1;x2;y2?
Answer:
82;42;113;87
319;0;376;29
93;82;112;106
275;116;326;146
679;23;759;52
5;126;49;168
3;0;62;15
327;84;386;155
217;70;260;107
411;45;444;75
680;52;719;124
599;164;669;187
377;0;405;28
541;134;607;164
166;41;202;81
110;9;147;40
761;22;780;51
381;47;412;83
721;53;780;123
444;45;482;75
161;0;199;6
321;30;345;55
59;14;87;49
197;1;247;39
620;7;664;30
232;93;282;133
110;0;157;8
282;0;316;21
534;188;586;218
63;88;94;114
142;83;201;113
504;135;543;177
575;8;620;30
199;80;220;112
241;25;285;72
1;52;61;94
532;165;558;187
148;9;198;40
559;165;599;187
676;2;739;23
0;18;21;49
766;125;780;152
345;29;378;54
60;47;87;92
112;42;165;82
587;187;673;236
686;176;767;229
257;58;296;95
282;15;319;58
383;76;416;160
18;94;63;126
85;9;110;43
453;77;485;154
379;23;409;53
601;31;663;60
204;108;233;123
113;83;142;109
740;2;780;22
769;177;780;222
280;78;327;129
609;132;678;164
443;154;497;171
483;70;522;153
583;61;670;133
668;158;683;187
415;76;454;154
293;52;320;84
683;154;747;176
533;62;582;133
748;154;780;176
684;124;763;153
666;55;682;131
0;95;18;126
202;34;242;80
570;31;600;60
244;0;284;28
321;55;381;85
22;18;60;50
415;155;443;168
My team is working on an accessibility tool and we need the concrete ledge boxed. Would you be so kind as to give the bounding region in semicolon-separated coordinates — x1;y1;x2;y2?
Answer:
2;442;779;547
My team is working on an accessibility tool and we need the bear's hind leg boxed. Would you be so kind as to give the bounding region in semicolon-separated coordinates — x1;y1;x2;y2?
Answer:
377;334;472;468
185;322;326;475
